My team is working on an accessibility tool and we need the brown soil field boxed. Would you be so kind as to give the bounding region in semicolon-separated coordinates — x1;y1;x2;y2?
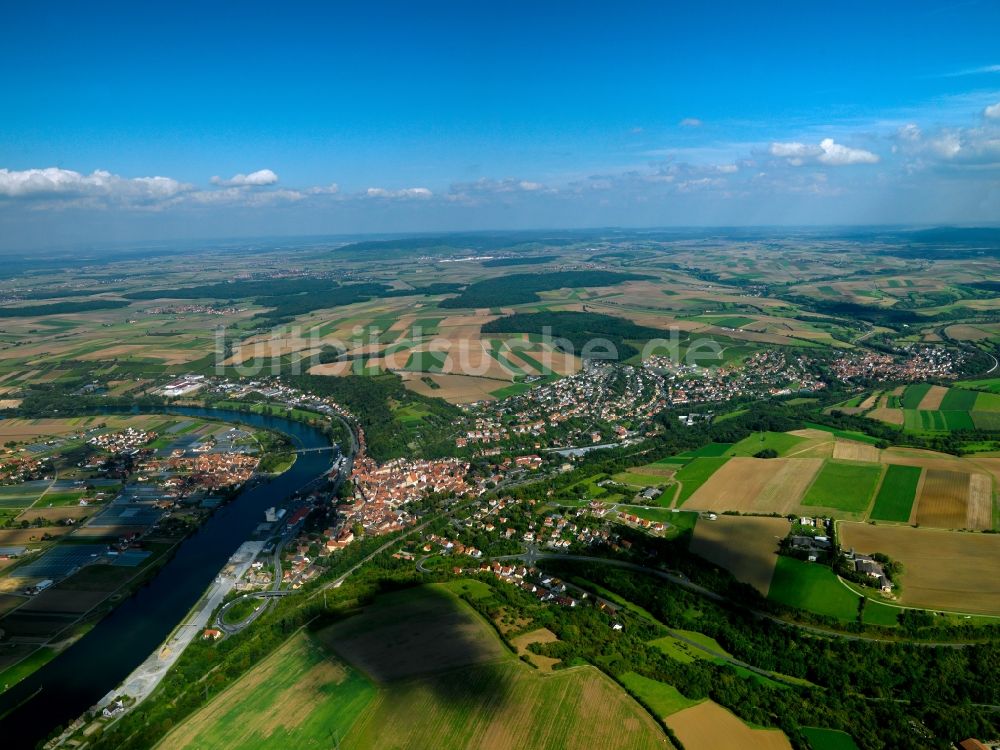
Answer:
858;391;880;410
510;627;561;672
689;515;790;594
666;700;792;750
401;372;509;403
0;527;73;545
838;522;1000;614
917;385;949;410
0;593;24;616
18;588;109;615
787;428;836;441
15;507;92;524
869;407;904;425
916;469;971;528
753;459;825;513
0;418;89;440
686;458;821;514
833;440;881;463
686;458;778;511
966;474;994;531
881;448;969;472
945;324;991;341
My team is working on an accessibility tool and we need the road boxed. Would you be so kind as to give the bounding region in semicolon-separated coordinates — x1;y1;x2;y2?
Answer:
99;541;265;709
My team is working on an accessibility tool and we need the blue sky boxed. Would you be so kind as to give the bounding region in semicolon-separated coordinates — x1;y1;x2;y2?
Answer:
2;0;999;249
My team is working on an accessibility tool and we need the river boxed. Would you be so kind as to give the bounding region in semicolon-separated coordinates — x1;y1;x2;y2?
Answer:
0;407;336;749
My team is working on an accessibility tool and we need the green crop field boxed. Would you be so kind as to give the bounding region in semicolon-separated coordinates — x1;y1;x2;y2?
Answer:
900;383;931;409
802;727;861;750
956;378;1000;394
675;457;730;505
729;431;805;457
869;465;922;522
975;391;1000;411
802;460;883;513
157;634;377;750
620;672;702;717
674;442;733;458
939;388;977;410
404;350;448;372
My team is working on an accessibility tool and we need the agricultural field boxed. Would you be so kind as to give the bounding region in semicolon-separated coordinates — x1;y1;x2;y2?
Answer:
688;515;790;594
168;585;671;750
673;457;730;505
665;700;792;750
157;633;376;750
838;523;1000;615
867;382;1000;433
801;460;883;515
620;672;702;716
868;464;922;522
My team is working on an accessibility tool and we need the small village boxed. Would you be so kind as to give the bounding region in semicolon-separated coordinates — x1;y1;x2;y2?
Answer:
831;345;965;382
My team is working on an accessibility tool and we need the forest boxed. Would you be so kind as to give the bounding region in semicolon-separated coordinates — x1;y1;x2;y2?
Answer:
481;310;669;359
438;270;652;308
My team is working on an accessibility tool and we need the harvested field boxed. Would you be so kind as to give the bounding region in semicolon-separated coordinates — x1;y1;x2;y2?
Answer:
510;627;561;672
689;515;789;594
838;523;1000;614
685;458;780;511
0;527;73;545
916;385;949;410
0;593;23;616
752;459;825;514
787;428;836;441
966;474;993;531
401;372;509;404
869;407;904;426
916;469;970;529
342;663;669;750
666;700;792;750
832;440;881;463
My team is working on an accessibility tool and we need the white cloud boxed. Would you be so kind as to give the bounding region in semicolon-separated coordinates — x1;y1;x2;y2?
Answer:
210;169;278;187
985;102;1000;120
0;167;191;201
679;118;703;128
769;139;878;166
816;138;879;165
365;187;432;199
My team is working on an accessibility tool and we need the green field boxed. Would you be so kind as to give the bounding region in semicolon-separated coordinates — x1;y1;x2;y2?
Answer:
802;460;883;513
803;423;882;446
903;409;976;432
155;634;376;750
900;383;931;409
620;672;702;717
675;457;730;505
729;431;805;457
768;557;898;625
869;465;922;522
673;442;734;458
939;388;977;410
802;727;861;750
489;382;533;399
404;350;448;372
956;377;1000;394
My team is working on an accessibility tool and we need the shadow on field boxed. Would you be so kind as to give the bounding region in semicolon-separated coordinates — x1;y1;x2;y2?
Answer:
316;583;513;708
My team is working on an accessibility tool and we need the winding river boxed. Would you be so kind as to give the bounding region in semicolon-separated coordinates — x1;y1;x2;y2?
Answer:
0;407;336;748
